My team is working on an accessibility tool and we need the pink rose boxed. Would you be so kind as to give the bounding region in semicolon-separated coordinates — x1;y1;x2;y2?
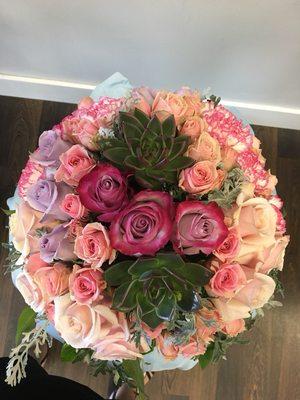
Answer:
213;227;240;262
221;319;245;337
173;200;228;255
179;161;225;196
180;116;206;141
55;144;96;186
213;267;276;321
186;132;221;163
69;265;107;304
110;190;174;256
74;222;116;268
54;294;141;360
60;193;88;219
152;91;192;125
208;262;247;298
15;270;45;313
25;253;49;275
77;164;130;222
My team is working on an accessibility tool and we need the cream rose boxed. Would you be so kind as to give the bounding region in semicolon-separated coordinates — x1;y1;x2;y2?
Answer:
15;271;45;313
9;201;43;264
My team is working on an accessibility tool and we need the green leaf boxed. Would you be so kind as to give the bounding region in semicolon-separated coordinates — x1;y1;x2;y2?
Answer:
156;291;176;321
123;359;145;397
146;115;162;136
119;111;145;132
1;208;15;216
137;294;164;329
123;122;143;140
162;114;176;137
165;156;194;171
103;147;130;165
124;155;145;171
181;263;213;286
157;252;185;269
134;108;150;128
128;258;159;277
104;260;133;286
60;343;78;362
15;306;36;344
177;289;201;312
198;343;214;369
112;280;141;312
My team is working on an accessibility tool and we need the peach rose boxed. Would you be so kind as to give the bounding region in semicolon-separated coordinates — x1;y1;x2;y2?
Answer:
55;144;96;186
142;322;165;340
152;91;192;125
69;264;107;304
213;268;276;321
179;161;225;196
195;309;220;344
255;235;290;273
208;262;247;298
156;333;180;360
213;227;240;262
15;270;45;313
9;201;44;264
186;132;221;164
221;147;238;171
74;222;116;269
183;93;204;116
54;294;141;359
179;116;206;141
33;262;70;303
222;319;245;337
60;193;88;219
233;197;278;266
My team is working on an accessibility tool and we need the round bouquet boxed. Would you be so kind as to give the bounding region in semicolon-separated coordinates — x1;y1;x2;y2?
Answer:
5;74;289;396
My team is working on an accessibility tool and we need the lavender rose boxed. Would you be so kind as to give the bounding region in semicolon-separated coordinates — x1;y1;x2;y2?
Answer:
172;200;229;255
26;179;72;221
40;224;75;263
31;129;72;167
78;164;130;222
110;190;174;256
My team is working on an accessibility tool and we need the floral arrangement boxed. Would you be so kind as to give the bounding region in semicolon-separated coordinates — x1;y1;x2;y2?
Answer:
4;83;289;397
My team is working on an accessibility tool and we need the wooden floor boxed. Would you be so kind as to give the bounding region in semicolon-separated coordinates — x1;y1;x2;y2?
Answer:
0;95;299;400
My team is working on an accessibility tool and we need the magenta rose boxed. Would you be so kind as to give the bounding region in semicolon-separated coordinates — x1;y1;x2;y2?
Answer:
77;164;130;222
110;190;174;256
172;200;228;255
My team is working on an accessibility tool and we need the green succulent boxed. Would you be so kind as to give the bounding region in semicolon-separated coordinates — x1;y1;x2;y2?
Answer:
102;108;194;189
104;253;212;329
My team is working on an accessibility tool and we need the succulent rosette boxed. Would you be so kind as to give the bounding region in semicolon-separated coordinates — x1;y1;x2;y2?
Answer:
5;75;289;395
